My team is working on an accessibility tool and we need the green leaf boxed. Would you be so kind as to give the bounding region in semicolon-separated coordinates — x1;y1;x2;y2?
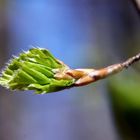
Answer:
0;48;75;94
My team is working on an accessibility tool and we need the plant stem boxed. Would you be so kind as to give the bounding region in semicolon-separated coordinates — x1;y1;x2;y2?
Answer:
60;52;140;86
122;53;140;68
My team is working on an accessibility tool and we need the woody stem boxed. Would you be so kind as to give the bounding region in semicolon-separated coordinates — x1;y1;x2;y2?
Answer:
73;52;140;86
122;53;140;68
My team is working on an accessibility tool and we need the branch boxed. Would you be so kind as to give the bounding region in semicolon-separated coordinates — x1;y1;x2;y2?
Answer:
62;52;140;86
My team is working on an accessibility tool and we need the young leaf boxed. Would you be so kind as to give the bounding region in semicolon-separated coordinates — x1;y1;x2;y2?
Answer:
0;48;75;94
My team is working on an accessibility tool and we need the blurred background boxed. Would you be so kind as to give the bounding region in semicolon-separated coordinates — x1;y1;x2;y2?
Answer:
0;0;140;140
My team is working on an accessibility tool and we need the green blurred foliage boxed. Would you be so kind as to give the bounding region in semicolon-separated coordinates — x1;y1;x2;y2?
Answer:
108;70;140;140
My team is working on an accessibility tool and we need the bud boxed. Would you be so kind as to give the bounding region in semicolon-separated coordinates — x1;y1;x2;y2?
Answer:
1;48;140;94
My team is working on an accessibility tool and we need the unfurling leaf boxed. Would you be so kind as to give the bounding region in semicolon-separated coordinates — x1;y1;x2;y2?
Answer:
0;48;75;94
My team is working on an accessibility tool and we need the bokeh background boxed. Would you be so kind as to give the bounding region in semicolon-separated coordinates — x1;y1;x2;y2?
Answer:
0;0;140;140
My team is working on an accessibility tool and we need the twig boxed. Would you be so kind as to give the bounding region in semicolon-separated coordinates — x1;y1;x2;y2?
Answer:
57;52;140;86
